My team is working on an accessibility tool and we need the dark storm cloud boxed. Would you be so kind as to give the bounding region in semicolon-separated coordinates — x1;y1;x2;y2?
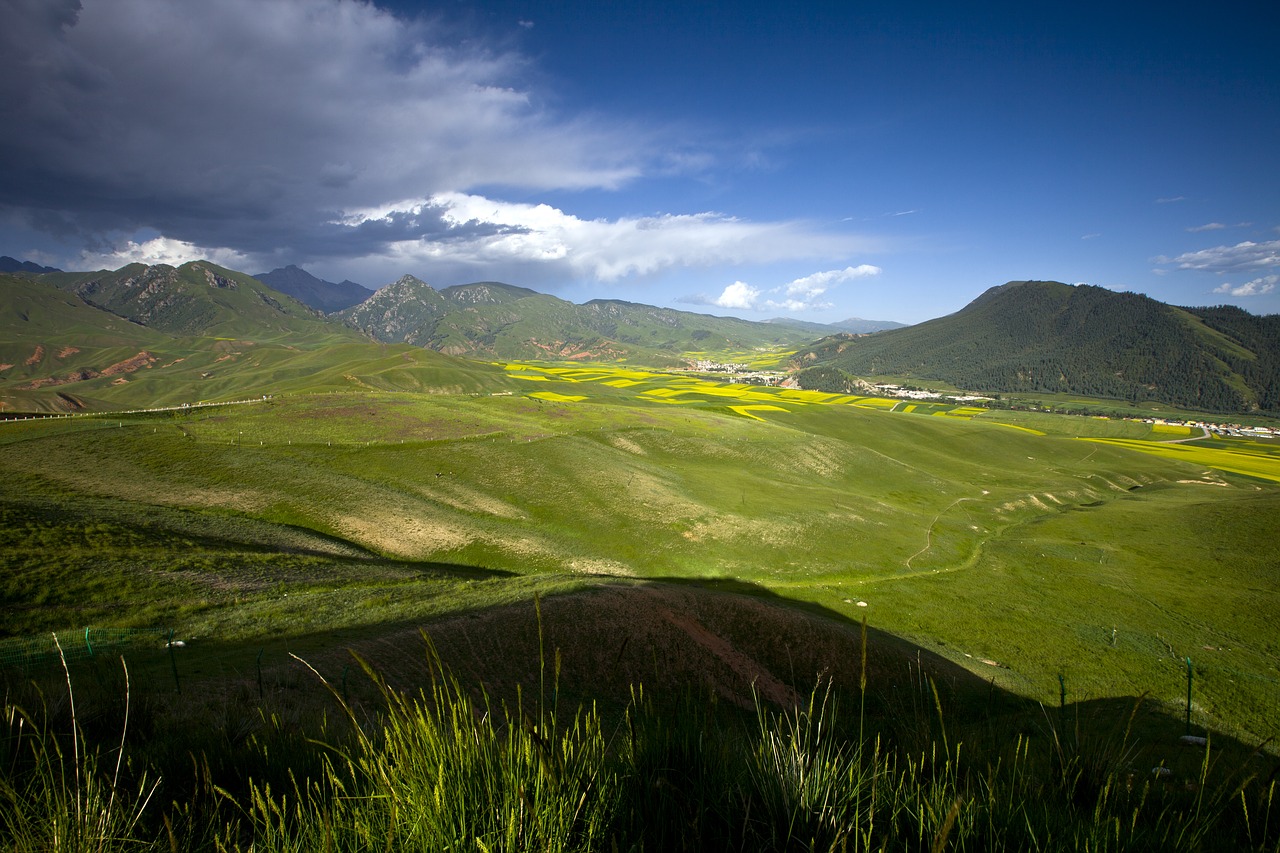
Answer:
0;0;641;265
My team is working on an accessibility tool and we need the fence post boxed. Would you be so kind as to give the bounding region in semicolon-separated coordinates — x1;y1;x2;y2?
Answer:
168;629;182;694
1057;672;1067;730
84;627;94;658
257;649;264;700
1185;657;1193;734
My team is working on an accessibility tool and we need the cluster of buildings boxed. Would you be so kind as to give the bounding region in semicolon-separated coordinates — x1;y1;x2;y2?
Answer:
684;360;788;386
1143;418;1277;438
871;384;992;403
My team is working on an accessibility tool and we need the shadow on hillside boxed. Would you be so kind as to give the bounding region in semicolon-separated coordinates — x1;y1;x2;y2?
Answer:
23;573;1270;792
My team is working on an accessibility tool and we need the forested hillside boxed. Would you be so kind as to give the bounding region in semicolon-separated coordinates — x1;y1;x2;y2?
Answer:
792;281;1280;414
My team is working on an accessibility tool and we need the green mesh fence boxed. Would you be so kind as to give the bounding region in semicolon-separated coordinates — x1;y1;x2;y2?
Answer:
0;627;171;671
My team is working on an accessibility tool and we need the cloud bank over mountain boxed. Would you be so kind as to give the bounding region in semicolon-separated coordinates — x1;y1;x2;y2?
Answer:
0;0;872;295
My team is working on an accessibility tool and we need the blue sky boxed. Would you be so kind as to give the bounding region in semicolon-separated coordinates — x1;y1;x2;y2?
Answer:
2;0;1277;324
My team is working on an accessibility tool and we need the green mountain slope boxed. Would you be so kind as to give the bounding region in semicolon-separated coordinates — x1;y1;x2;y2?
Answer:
43;261;341;341
339;277;824;363
792;280;1280;414
0;270;509;413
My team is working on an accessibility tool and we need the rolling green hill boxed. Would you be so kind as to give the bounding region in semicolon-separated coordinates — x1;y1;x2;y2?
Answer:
3;372;1278;744
792;280;1280;414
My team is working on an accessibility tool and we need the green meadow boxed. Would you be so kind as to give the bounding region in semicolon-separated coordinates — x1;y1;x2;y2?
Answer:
5;357;1280;849
4;360;1278;748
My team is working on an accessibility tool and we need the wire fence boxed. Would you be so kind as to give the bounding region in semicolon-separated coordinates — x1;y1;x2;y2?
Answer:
0;397;267;423
0;627;177;681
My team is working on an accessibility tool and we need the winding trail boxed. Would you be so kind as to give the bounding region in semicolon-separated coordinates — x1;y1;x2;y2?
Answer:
904;496;977;570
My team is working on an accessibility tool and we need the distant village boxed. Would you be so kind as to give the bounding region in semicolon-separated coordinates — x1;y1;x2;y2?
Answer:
683;361;1278;437
866;383;992;403
1142;417;1278;438
685;359;789;386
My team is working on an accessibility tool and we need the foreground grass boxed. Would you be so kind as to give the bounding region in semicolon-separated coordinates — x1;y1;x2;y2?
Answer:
3;632;1279;852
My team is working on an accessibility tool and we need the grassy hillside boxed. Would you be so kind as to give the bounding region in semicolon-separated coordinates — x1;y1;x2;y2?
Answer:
793;281;1280;414
3;370;1277;745
4;367;1279;849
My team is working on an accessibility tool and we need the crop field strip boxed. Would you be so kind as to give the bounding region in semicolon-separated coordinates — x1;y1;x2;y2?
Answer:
496;360;1280;483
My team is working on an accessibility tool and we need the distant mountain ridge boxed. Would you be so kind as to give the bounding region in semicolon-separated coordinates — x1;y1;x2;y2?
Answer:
766;316;905;335
255;265;907;345
0;256;62;274
5;262;1279;415
6;257;890;368
254;265;372;312
792;280;1280;414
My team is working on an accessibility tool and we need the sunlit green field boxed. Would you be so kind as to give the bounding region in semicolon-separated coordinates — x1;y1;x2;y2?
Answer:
1080;435;1280;482
3;362;1279;745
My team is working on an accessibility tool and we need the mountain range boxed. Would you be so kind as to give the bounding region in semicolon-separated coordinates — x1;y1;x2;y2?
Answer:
791;280;1280;414
245;264;904;339
3;261;1278;415
336;274;825;364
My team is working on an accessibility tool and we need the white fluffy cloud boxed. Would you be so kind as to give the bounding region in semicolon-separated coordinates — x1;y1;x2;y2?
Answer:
782;265;881;299
1213;275;1278;297
336;193;874;284
76;236;252;272
680;265;881;313
1156;240;1280;273
711;282;762;309
0;0;884;292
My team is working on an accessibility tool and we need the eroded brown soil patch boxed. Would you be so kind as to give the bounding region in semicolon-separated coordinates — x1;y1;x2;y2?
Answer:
18;351;157;389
